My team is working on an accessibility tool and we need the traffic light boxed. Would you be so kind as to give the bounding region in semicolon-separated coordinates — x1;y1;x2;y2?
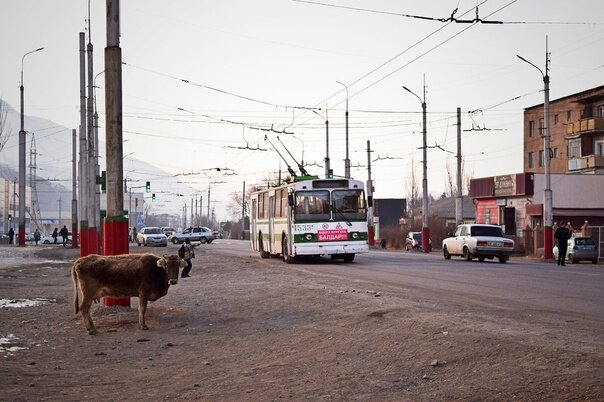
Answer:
152;193;156;202
145;181;151;193
7;214;11;222
99;171;107;193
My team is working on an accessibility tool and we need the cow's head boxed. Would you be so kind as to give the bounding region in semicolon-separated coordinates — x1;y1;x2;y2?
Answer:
157;255;186;285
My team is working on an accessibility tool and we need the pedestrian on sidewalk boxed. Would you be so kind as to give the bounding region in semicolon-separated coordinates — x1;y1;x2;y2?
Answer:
554;221;572;266
8;227;14;244
52;228;58;244
59;225;69;247
34;229;41;245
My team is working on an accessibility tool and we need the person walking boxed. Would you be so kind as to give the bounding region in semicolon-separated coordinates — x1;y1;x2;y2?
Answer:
8;227;14;245
131;227;137;243
554;221;572;266
52;228;58;244
59;225;69;247
34;229;41;245
178;238;196;278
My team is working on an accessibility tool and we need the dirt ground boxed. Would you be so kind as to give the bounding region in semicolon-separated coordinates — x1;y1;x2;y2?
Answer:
1;244;603;401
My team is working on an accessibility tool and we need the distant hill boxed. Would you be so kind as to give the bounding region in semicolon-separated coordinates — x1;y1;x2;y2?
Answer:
0;100;191;222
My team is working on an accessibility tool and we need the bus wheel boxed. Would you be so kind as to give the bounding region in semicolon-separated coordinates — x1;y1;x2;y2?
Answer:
282;237;294;264
259;234;270;259
343;253;355;263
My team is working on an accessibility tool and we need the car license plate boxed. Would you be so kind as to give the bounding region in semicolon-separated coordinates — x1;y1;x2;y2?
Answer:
488;241;502;247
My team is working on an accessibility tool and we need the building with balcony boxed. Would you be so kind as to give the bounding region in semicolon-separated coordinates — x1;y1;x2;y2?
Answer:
524;85;604;174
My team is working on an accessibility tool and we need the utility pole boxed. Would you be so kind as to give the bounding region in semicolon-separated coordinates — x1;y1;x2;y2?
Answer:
72;129;78;247
191;198;194;226
79;32;89;256
242;181;246;227
403;79;430;252
104;0;129;306
455;107;463;225
87;3;99;255
517;37;553;260
366;140;374;246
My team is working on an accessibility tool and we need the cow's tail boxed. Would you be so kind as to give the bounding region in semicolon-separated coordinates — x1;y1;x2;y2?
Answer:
72;261;80;315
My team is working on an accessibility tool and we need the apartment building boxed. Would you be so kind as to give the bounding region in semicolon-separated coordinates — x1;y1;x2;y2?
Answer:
524;85;604;174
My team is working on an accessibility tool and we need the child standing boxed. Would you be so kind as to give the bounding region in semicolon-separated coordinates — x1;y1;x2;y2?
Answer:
178;238;195;278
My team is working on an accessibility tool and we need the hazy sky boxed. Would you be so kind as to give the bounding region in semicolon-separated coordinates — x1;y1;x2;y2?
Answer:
1;0;603;220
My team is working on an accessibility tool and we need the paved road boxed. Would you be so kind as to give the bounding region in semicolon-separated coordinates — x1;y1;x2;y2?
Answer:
206;239;604;319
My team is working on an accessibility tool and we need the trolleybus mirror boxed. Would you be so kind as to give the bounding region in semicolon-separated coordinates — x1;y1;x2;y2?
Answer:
288;193;294;206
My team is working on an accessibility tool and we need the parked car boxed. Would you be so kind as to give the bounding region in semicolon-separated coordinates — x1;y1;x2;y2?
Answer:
405;231;432;252
553;236;598;264
42;232;72;245
161;227;176;237
136;227;168;247
168;227;216;244
442;224;514;263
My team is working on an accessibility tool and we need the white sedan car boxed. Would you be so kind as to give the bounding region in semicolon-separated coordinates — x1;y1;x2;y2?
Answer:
136;227;168;247
442;224;514;263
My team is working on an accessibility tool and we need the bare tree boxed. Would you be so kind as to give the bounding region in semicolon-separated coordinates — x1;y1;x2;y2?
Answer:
444;156;473;197
0;97;11;153
406;155;420;230
444;158;455;198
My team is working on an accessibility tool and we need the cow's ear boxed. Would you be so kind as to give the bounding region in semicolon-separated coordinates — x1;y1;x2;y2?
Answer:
157;258;166;268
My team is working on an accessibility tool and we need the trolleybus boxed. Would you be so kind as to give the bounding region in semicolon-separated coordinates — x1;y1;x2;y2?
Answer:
250;176;369;263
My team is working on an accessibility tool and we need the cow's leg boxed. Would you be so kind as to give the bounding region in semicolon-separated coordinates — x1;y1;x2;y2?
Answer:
80;296;98;335
138;297;149;330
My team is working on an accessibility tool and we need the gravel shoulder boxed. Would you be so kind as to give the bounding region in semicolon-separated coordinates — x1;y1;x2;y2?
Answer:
1;244;603;401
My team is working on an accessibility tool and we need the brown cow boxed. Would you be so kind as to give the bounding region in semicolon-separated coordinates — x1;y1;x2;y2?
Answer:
72;253;186;335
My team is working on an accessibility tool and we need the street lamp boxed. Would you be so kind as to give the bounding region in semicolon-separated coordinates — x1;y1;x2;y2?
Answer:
336;81;351;179
19;47;44;246
517;44;553;260
403;83;430;253
311;109;331;178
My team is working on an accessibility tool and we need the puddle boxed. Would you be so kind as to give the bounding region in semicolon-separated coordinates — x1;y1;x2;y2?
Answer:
0;298;56;308
0;334;29;356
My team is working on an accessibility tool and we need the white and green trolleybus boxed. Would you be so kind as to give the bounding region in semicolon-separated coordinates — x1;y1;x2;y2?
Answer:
250;176;369;263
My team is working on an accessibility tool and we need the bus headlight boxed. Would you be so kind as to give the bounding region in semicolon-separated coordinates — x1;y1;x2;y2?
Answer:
305;234;313;241
351;232;358;239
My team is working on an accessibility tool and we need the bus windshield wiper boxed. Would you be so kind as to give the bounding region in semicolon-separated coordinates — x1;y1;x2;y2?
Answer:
332;207;352;226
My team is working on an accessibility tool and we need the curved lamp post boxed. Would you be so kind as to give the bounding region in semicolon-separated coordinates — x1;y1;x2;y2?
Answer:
19;47;44;246
403;84;430;253
517;49;552;260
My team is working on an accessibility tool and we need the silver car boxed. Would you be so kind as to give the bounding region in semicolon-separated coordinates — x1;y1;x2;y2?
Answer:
136;227;168;247
553;237;598;264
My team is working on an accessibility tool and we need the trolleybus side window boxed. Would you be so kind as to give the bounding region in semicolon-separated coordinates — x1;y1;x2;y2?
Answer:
294;190;330;221
259;192;269;219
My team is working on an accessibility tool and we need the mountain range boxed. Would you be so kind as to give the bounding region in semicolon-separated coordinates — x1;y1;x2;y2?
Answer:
0;100;191;223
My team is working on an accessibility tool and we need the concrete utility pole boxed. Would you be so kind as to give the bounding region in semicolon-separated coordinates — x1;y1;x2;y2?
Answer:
19;47;44;246
336;81;351;179
72;129;78;247
455;107;463;226
104;0;129;306
403;80;430;253
517;37;553;260
242;181;246;226
79;32;89;256
87;7;99;255
366;140;374;246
